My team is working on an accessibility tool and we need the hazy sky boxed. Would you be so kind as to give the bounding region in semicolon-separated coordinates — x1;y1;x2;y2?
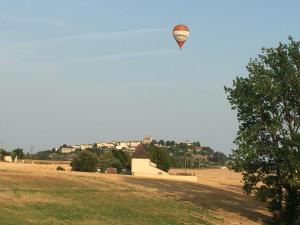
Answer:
1;0;300;153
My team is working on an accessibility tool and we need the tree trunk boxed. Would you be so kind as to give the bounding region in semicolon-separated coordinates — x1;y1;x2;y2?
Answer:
283;186;298;224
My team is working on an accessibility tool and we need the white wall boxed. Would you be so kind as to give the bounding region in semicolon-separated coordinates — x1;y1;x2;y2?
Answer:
131;158;169;176
131;158;198;182
4;156;13;162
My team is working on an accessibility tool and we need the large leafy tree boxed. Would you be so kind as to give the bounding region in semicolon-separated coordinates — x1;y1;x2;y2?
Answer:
147;145;171;172
111;149;131;170
225;37;300;224
70;151;98;172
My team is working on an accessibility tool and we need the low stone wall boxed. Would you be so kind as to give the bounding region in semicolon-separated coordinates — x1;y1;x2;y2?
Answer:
22;160;71;165
131;158;198;182
132;172;198;183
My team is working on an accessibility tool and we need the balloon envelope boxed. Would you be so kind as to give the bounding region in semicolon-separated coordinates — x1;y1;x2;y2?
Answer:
173;24;190;50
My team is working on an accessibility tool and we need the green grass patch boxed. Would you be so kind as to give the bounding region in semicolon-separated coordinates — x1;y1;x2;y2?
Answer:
0;171;219;225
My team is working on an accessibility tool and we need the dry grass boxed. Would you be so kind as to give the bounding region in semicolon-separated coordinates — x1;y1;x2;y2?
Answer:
0;163;272;225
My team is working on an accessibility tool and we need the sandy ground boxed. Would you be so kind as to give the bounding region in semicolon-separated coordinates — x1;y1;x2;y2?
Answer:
0;162;272;225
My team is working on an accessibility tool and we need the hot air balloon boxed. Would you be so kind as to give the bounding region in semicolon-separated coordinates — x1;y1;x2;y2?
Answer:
173;24;190;50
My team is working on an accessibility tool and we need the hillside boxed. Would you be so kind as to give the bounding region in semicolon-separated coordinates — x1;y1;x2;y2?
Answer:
0;163;272;225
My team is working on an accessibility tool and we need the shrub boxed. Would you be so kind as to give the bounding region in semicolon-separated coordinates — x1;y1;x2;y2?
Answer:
70;151;98;172
56;166;65;171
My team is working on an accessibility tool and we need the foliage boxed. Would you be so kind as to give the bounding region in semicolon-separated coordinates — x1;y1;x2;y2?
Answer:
111;149;131;170
90;145;105;156
168;143;189;157
200;146;214;155
192;142;201;147
11;148;24;162
70;151;98;172
225;37;300;224
209;152;228;165
158;140;165;146
151;139;158;145
32;150;52;160
147;145;171;172
97;150;130;173
169;155;182;168
166;140;176;146
0;148;9;161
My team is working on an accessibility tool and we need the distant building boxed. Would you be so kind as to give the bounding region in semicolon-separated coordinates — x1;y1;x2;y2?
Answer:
98;140;142;151
60;147;77;154
178;140;194;146
96;142;115;148
128;141;142;148
116;142;128;150
80;144;93;150
142;136;152;145
54;137;153;153
191;154;208;160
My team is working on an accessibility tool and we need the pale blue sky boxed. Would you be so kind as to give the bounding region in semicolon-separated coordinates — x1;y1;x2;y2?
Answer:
0;0;299;153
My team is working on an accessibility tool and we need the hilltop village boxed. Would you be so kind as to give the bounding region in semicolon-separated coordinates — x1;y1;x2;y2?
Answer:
58;137;153;154
0;137;228;171
50;138;227;170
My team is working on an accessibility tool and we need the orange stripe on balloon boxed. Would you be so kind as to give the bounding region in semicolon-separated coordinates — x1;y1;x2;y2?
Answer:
173;24;189;32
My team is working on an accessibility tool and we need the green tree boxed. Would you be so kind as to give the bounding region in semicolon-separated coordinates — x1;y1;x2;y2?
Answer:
200;146;214;155
169;155;181;168
70;151;98;172
158;140;165;146
0;148;9;161
192;142;201;147
11;148;24;162
166;140;176;146
107;158;123;173
111;149;131;170
225;37;300;224
32;150;52;160
90;145;105;156
150;139;158;145
210;152;228;165
98;151;128;172
147;145;171;172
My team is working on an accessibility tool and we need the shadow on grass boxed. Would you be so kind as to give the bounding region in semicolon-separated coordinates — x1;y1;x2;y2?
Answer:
123;176;273;224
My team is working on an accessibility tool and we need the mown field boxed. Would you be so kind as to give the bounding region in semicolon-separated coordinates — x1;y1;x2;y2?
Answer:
0;163;272;225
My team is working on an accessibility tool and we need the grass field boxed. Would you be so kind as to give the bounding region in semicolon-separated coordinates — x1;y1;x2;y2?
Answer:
0;163;272;225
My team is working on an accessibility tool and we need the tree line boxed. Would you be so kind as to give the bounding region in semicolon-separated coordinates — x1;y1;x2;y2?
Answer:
28;140;227;173
0;148;24;162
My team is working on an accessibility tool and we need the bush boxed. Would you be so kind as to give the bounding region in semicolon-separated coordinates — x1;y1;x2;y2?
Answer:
70;151;98;172
56;166;65;171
